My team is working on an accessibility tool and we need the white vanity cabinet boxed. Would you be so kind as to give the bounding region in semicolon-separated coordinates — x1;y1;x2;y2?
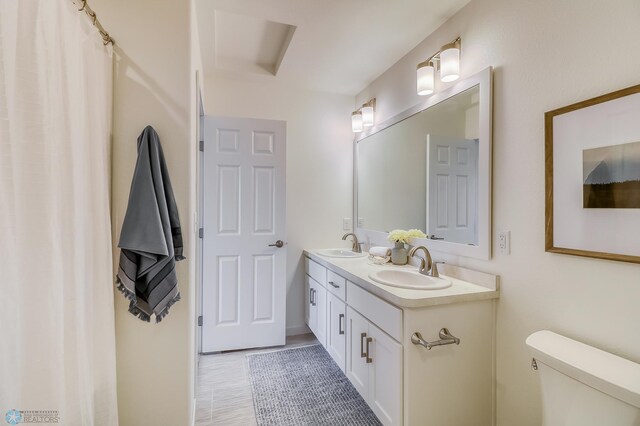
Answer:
303;253;498;426
347;307;403;426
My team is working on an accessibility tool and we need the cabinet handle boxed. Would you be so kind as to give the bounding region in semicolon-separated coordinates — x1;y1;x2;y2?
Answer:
309;288;313;305
365;337;373;363
311;289;316;306
360;333;367;358
339;314;345;335
328;281;340;289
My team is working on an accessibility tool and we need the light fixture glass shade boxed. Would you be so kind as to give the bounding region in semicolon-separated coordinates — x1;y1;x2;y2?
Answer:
440;42;460;82
352;111;363;132
417;61;435;96
361;105;374;127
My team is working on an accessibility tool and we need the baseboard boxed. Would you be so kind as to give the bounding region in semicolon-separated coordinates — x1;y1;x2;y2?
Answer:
286;324;311;336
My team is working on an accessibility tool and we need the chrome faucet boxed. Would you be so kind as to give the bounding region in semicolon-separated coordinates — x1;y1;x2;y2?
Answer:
342;233;362;253
408;245;439;277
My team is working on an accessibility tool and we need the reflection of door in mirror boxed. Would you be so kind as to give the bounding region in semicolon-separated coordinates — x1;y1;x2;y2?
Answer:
427;134;478;245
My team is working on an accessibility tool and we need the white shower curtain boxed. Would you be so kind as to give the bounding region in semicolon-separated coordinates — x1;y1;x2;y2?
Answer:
0;1;118;425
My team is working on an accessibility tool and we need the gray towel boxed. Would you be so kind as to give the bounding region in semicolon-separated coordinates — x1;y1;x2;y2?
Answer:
115;126;185;323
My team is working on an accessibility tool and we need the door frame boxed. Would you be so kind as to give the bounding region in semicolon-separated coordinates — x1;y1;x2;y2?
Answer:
196;76;204;356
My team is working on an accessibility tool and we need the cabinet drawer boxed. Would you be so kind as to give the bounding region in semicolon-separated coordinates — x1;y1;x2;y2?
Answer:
347;282;402;342
326;270;346;301
305;257;326;287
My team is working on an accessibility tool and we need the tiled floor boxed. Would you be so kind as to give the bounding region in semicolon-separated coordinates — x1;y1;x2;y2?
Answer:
195;333;318;426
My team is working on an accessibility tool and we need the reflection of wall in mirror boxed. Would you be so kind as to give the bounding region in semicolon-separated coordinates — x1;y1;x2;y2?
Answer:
357;90;478;235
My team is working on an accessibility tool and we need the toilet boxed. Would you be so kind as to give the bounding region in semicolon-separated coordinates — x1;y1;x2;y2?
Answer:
526;330;640;425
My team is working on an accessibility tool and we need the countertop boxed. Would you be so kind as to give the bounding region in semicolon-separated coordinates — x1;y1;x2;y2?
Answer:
304;249;499;309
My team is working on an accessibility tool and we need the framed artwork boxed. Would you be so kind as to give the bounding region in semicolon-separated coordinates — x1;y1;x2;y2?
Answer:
545;83;640;264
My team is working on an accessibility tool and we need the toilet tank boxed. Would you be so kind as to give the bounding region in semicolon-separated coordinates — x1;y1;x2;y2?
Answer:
526;330;640;426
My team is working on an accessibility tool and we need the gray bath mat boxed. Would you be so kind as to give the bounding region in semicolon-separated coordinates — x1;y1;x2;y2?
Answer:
246;344;382;426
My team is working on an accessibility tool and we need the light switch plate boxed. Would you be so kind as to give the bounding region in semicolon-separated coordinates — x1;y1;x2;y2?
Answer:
343;217;352;231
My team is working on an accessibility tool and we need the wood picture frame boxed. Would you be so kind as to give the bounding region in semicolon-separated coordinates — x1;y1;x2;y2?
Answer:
545;83;640;264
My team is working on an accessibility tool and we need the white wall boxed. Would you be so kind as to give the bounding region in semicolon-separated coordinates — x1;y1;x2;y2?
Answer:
356;0;640;424
203;75;354;335
91;0;196;425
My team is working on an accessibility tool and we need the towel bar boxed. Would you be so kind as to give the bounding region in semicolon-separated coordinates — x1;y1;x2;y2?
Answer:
411;328;460;350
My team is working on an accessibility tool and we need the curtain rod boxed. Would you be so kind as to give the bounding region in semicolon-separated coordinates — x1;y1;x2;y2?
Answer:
73;0;114;45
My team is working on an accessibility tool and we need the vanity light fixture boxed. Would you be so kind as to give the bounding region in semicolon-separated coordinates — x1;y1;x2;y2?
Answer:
361;99;376;127
440;38;461;82
352;110;363;132
416;59;435;96
351;98;376;133
416;37;461;96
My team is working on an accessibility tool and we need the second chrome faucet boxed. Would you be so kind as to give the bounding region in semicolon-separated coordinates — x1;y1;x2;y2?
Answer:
408;245;440;277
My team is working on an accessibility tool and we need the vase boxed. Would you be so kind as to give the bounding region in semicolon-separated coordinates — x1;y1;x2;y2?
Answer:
391;241;408;265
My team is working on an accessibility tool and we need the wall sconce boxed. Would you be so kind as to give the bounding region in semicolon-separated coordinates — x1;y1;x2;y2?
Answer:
416;59;435;96
352;98;376;133
416;37;461;96
361;99;376;127
352;110;363;132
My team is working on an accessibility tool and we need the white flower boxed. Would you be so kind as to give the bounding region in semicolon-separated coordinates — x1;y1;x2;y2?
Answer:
406;229;427;239
387;229;426;244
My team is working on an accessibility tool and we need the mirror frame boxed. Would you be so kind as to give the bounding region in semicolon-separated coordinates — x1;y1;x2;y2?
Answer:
353;67;493;260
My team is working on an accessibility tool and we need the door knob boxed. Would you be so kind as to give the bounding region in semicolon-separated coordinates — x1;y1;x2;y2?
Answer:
268;240;284;248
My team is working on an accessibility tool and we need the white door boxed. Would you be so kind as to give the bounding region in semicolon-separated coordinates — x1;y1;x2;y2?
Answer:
427;134;478;244
368;323;403;426
202;116;286;352
326;293;346;371
346;307;370;399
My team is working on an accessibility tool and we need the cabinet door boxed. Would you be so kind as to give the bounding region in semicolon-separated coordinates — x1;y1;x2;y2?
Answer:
304;275;311;327
368;323;403;426
346;307;369;399
307;276;319;337
315;282;327;347
326;293;346;372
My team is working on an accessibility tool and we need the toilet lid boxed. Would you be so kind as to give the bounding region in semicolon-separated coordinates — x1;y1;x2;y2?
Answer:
526;330;640;409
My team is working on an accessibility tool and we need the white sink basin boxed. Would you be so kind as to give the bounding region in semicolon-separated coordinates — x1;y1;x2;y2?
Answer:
368;269;452;290
316;248;367;258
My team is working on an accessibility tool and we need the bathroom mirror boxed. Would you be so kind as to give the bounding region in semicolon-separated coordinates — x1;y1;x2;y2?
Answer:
355;67;492;259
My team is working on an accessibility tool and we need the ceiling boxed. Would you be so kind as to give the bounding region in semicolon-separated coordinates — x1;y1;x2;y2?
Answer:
195;0;471;95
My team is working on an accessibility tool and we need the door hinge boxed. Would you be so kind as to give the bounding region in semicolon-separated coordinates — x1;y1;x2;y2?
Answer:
198;315;203;326
199;228;204;239
199;140;204;152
